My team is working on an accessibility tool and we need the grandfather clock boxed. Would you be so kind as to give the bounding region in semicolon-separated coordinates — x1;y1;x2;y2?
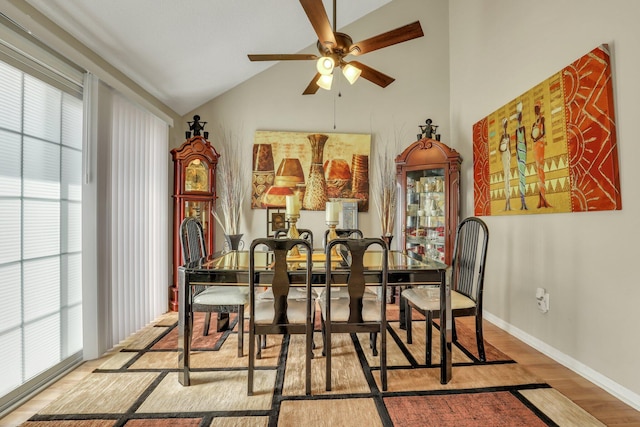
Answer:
169;116;220;311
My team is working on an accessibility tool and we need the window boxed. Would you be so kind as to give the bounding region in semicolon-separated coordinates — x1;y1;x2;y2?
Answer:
0;59;83;409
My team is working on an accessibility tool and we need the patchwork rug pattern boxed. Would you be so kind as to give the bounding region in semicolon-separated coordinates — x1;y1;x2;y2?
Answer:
22;310;605;427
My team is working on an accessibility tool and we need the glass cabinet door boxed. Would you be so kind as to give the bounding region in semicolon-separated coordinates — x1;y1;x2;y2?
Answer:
404;169;446;263
183;200;211;238
396;138;461;265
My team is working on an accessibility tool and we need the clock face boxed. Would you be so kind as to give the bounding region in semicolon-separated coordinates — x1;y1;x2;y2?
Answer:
185;159;208;192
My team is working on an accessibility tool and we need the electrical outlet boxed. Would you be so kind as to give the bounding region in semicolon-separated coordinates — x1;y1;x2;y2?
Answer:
537;292;550;313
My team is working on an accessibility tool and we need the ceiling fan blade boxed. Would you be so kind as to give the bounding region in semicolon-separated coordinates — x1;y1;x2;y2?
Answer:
302;72;321;95
348;61;395;88
248;54;318;61
299;0;336;51
349;21;424;56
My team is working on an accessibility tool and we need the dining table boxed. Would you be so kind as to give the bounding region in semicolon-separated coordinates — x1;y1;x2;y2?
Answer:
177;249;452;387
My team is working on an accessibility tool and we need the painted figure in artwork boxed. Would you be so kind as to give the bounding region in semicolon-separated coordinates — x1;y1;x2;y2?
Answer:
512;102;528;210
531;101;552;208
498;118;512;210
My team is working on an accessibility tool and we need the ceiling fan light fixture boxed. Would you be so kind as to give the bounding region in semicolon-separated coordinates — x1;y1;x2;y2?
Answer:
317;73;333;90
316;56;335;75
342;63;362;85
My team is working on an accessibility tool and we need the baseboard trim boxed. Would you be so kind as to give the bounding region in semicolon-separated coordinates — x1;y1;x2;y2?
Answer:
484;311;640;411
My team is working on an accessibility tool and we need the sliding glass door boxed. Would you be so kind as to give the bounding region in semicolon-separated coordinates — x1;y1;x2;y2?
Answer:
0;60;83;408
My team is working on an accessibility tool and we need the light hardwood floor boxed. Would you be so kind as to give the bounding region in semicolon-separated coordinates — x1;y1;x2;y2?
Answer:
1;317;639;426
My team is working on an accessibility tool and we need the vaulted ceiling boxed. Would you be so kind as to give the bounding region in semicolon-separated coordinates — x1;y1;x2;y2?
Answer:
22;0;391;115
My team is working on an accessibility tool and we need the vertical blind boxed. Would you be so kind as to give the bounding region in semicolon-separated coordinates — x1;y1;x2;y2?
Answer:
109;93;168;347
0;59;83;405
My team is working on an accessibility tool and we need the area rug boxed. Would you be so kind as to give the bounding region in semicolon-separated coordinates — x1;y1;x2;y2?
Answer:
21;309;605;427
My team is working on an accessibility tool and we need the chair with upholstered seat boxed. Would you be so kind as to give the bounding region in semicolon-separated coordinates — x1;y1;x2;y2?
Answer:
248;237;315;396
320;237;388;391
402;216;489;365
180;217;249;357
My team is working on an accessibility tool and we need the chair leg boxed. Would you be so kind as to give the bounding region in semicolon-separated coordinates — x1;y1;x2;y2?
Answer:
248;326;255;396
370;332;378;357
381;323;387;391
203;312;211;336
452;317;458;342
404;297;413;344
476;315;486;362
325;321;332;391
306;324;312;396
256;334;262;360
216;312;230;331
320;317;326;357
425;311;433;366
237;305;244;357
312;307;317;350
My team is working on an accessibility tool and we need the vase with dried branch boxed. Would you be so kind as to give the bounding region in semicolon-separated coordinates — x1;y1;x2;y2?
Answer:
372;132;400;248
212;127;248;251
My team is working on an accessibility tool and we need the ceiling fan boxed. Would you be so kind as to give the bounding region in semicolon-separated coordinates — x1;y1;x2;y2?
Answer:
247;0;424;94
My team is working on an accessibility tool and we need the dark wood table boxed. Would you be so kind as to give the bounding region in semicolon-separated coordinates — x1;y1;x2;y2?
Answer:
177;250;451;386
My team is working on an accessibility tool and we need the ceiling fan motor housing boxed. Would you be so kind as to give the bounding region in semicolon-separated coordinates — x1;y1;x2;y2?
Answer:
317;32;356;60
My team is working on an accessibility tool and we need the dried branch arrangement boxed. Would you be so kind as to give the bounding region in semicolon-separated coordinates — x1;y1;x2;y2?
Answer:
372;130;401;237
212;127;247;236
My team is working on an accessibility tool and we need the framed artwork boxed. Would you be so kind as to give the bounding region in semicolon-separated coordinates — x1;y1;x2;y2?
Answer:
266;208;288;237
472;44;621;216
252;130;371;212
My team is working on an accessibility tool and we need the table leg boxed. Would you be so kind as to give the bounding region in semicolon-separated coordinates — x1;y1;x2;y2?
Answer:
178;268;192;386
440;268;452;384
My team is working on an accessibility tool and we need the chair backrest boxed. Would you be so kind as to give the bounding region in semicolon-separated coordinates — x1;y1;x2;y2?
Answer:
180;217;207;264
325;237;388;324
274;228;314;248
249;237;313;324
450;217;489;306
323;228;363;248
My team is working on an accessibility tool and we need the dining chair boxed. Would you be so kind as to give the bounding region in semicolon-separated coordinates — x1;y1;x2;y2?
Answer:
402;216;489;365
257;228;317;351
320;237;388;391
274;228;314;248
180;217;249;357
322;228;363;248
248;237;315;396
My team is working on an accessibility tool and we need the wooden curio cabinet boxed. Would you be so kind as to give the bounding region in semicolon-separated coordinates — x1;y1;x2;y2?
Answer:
169;133;220;311
395;138;461;265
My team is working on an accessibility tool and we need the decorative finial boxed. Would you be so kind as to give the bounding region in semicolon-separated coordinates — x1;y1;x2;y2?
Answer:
187;114;207;137
418;118;439;140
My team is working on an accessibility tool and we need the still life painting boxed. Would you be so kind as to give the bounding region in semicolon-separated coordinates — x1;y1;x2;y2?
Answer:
472;44;621;216
252;130;371;212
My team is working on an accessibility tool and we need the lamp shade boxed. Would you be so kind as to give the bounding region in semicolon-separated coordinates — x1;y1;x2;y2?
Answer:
316;56;335;75
342;63;362;85
317;74;333;90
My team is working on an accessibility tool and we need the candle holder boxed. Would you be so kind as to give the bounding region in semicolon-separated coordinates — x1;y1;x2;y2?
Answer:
325;219;341;259
286;213;301;257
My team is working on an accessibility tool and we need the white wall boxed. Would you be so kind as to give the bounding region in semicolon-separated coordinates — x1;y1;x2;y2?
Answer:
180;0;450;250
449;0;640;406
180;0;640;408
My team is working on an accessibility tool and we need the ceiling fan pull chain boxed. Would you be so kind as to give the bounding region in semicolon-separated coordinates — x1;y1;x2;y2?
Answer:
333;93;337;129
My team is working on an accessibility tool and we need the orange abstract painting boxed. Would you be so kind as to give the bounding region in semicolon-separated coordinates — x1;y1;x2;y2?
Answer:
473;44;621;216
